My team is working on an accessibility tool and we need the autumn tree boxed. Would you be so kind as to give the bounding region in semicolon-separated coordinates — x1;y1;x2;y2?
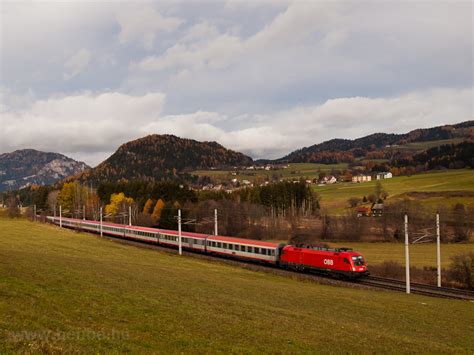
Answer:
105;193;134;217
143;198;154;214
47;190;59;214
374;181;386;202
453;203;469;243
58;182;86;216
151;199;165;223
348;197;361;208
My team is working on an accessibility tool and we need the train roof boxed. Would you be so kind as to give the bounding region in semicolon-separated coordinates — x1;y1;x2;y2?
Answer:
283;244;359;254
56;217;277;245
207;235;279;248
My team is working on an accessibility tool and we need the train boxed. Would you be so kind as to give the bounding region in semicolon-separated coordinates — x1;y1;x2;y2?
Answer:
46;216;369;279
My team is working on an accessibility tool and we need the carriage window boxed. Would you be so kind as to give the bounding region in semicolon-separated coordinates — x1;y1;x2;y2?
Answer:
254;247;260;254
261;249;267;255
271;250;275;256
217;243;222;248
247;247;253;253
234;245;239;251
223;243;227;249
229;244;233;250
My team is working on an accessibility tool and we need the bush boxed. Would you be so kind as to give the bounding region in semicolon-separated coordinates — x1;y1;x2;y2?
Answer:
448;252;474;290
7;196;21;218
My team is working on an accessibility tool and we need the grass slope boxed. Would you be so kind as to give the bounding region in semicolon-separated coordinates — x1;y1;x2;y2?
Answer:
314;169;474;212
193;163;349;184
1;218;473;352
328;242;474;268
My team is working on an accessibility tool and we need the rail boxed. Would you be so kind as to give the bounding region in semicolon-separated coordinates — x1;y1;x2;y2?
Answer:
360;276;474;300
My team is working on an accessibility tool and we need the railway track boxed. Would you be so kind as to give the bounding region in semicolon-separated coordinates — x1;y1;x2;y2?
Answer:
360;276;474;300
49;222;474;300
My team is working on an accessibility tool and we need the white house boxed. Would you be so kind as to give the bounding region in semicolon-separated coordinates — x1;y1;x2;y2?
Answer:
376;172;393;180
352;175;372;183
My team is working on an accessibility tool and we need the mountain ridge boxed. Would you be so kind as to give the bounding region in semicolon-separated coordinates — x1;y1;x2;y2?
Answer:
76;134;253;183
0;149;89;191
277;121;474;163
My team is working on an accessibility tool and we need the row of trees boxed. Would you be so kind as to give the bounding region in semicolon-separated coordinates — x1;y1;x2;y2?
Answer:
5;178;471;243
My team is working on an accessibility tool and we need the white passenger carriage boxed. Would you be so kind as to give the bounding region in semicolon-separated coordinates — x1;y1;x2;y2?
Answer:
46;216;279;263
155;229;207;252
206;235;280;264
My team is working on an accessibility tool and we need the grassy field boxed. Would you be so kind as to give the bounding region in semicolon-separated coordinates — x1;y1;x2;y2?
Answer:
328;242;474;268
1;217;473;352
193;162;349;184
314;169;474;212
393;138;465;152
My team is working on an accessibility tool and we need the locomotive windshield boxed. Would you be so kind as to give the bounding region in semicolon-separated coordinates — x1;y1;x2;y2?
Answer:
352;256;365;266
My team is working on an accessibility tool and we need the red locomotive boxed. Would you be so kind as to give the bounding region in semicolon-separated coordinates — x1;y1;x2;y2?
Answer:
46;216;369;279
279;244;368;278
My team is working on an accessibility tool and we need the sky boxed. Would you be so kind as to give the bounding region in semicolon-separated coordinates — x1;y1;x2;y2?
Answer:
1;0;472;167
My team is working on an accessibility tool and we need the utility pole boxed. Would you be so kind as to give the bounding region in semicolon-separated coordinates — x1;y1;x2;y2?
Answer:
54;204;56;218
436;212;441;287
129;205;132;226
100;207;103;237
83;205;86;220
178;209;182;255
59;205;62;228
33;205;36;222
214;208;218;236
405;214;410;294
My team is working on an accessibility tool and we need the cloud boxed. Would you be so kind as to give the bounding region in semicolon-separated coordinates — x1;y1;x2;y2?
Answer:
0;92;166;165
1;88;471;166
1;1;472;166
63;49;91;80
128;1;472;115
116;6;183;49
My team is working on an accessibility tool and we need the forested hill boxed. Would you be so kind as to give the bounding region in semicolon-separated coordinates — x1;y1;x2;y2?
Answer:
77;134;253;183
279;121;474;164
0;149;89;192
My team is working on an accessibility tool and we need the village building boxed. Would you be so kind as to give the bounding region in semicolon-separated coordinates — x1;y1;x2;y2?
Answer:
352;175;372;183
356;206;371;217
371;203;384;216
376;172;393;180
320;175;337;184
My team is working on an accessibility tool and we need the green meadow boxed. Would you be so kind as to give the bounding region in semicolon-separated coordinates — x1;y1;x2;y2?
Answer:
314;169;474;213
1;217;473;352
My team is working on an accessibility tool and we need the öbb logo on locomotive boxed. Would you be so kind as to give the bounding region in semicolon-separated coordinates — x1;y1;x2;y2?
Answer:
46;216;369;279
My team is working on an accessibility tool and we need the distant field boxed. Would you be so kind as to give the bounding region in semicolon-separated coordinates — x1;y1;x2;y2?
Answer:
314;169;474;213
393;138;465;152
328;242;474;268
193;162;349;183
1;217;473;352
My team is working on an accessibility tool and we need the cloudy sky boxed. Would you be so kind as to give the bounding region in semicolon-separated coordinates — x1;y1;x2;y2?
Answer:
1;0;472;166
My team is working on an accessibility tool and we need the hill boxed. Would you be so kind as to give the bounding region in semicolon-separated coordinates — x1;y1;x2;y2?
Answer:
78;135;253;183
280;121;474;164
1;216;472;352
0;149;89;192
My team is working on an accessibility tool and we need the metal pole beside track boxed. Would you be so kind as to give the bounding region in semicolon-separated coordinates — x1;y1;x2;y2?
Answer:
83;205;85;220
34;205;36;222
59;205;62;228
129;205;132;226
178;209;182;255
436;212;441;287
405;214;410;294
214;209;218;236
100;207;103;237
